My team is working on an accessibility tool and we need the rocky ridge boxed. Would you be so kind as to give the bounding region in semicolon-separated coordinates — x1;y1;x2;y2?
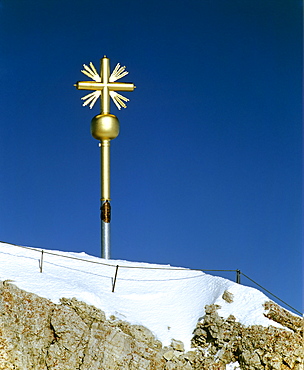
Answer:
0;281;302;369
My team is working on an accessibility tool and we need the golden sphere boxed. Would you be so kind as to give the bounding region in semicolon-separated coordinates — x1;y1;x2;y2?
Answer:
90;114;120;140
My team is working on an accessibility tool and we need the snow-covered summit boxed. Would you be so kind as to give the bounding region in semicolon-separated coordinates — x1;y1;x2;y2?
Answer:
0;242;287;350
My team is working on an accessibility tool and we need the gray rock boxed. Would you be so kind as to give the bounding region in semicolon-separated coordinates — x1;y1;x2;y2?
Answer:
0;281;303;370
171;339;184;352
222;290;234;303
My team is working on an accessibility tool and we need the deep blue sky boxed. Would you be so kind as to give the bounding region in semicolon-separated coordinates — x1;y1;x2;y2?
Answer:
0;0;302;314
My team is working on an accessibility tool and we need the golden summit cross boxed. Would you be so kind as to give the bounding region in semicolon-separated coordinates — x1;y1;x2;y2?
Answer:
74;55;136;260
75;56;136;113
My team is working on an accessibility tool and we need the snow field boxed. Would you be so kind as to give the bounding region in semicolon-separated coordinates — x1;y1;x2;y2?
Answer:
0;242;285;351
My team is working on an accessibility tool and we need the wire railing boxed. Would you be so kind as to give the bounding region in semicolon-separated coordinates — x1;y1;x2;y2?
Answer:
0;241;302;316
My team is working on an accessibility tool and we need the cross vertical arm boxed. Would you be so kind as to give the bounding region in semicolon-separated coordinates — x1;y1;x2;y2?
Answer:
101;56;110;114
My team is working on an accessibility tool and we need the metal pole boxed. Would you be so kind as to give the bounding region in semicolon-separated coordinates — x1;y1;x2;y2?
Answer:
101;213;110;259
236;269;241;284
112;265;119;292
39;250;44;273
100;140;111;259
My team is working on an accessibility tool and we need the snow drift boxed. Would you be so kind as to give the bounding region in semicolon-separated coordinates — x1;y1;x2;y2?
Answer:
0;241;286;350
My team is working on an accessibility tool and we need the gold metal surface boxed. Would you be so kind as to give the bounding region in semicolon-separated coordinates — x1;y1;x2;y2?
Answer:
75;56;135;111
91;114;120;141
100;140;111;201
76;82;136;91
101;57;110;113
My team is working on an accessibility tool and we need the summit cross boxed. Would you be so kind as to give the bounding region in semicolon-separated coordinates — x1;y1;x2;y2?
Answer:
75;56;136;113
74;55;136;260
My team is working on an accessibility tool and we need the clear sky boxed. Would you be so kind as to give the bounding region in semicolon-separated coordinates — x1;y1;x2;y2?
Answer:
0;0;302;314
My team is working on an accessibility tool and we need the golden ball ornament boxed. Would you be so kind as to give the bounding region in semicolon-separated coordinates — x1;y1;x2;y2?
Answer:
90;114;120;140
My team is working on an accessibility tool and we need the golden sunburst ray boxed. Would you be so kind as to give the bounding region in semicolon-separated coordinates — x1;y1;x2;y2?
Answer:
81;63;101;82
109;91;130;110
109;63;129;82
81;91;101;109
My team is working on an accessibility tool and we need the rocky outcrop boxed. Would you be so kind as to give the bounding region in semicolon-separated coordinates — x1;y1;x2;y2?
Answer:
0;281;303;369
263;301;303;335
191;304;303;370
0;281;166;369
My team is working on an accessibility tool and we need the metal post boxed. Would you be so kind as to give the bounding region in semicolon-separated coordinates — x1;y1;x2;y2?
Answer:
112;265;119;292
39;250;44;273
100;140;110;200
236;269;241;284
100;140;111;259
101;213;111;259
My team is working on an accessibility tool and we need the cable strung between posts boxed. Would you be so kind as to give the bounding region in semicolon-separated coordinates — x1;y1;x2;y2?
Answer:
240;271;302;316
0;241;301;315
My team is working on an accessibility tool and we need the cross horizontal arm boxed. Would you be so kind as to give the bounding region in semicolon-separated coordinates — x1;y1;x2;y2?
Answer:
75;81;136;92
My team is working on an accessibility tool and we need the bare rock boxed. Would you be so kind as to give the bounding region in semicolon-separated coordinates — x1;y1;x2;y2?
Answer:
264;301;303;335
192;303;304;370
0;280;55;369
0;282;302;370
222;290;234;303
171;338;184;352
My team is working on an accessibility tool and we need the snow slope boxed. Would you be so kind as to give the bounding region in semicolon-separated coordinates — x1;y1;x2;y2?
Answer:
0;241;287;351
